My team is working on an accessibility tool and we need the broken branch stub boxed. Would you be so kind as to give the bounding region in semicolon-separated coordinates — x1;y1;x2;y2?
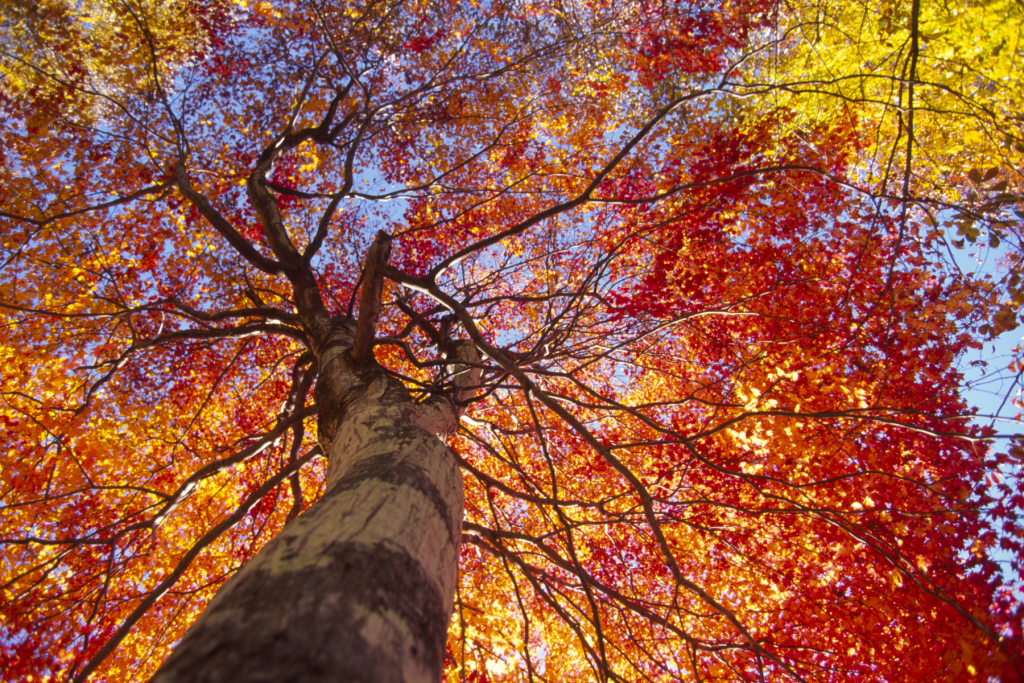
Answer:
351;230;393;365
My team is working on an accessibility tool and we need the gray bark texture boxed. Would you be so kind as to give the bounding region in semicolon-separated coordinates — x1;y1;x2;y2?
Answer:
149;323;480;683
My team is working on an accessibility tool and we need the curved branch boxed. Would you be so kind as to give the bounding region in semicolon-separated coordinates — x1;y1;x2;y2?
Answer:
172;160;285;276
0;181;171;227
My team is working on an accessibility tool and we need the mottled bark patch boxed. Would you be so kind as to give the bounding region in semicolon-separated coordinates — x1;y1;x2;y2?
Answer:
151;542;447;683
328;454;459;543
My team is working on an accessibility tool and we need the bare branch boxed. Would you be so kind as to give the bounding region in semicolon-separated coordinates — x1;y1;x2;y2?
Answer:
351;230;393;364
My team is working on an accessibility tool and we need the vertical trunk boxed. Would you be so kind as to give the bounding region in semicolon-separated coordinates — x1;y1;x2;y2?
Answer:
151;338;475;683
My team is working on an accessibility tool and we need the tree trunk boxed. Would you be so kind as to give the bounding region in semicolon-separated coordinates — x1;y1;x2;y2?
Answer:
150;333;478;683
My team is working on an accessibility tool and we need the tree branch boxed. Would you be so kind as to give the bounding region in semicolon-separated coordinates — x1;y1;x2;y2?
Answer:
172;160;285;276
351;230;393;364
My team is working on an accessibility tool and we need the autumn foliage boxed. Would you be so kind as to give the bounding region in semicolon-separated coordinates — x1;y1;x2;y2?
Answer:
1;0;1023;681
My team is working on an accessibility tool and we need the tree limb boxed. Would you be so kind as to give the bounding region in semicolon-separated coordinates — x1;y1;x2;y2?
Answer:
351;230;393;364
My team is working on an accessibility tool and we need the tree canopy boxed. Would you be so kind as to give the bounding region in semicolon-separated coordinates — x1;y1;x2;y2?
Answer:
1;0;1023;681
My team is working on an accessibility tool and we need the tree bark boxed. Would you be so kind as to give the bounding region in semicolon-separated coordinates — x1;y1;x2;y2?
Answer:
150;325;479;683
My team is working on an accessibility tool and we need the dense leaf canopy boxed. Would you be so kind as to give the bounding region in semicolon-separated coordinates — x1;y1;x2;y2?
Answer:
1;0;1023;681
